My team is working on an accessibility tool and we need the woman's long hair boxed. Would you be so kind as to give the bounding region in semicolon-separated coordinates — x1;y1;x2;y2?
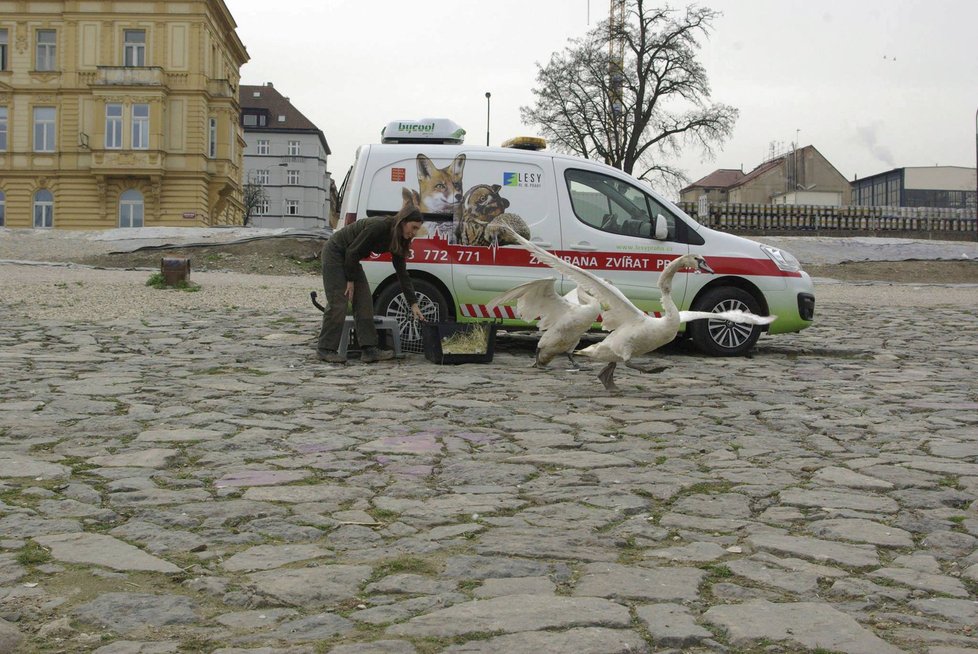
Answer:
389;206;423;257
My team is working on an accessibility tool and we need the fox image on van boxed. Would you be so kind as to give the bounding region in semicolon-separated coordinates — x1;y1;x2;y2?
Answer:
454;183;532;247
416;153;465;214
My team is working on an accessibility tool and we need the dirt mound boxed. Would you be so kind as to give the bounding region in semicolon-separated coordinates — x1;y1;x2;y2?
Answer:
805;260;978;284
77;237;326;276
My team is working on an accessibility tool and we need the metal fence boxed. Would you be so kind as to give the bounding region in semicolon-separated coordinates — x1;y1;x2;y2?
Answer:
677;202;978;241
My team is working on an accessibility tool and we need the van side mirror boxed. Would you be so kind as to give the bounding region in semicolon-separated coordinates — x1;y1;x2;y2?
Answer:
654;214;668;240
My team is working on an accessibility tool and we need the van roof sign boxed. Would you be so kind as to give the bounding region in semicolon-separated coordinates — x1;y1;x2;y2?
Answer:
381;119;466;144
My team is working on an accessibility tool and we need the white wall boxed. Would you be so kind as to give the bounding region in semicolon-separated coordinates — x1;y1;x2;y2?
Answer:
904;166;976;191
772;191;842;206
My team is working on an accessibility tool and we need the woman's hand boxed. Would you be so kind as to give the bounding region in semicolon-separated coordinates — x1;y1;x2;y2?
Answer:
344;281;354;302
411;303;426;321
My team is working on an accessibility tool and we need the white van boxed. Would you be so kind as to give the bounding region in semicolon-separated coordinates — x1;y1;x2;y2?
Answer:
337;119;815;356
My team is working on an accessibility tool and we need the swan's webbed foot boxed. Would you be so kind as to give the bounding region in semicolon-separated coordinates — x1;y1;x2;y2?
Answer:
565;353;587;370
530;351;548;369
625;360;667;375
597;362;619;391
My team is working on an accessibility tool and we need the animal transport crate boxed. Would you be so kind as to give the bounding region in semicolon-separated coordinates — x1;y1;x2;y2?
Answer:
421;321;498;365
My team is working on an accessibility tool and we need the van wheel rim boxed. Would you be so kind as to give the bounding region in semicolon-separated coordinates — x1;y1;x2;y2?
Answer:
706;298;754;349
386;293;440;343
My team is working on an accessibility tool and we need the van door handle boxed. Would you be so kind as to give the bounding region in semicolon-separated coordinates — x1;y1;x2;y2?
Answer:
569;242;597;251
530;240;552;248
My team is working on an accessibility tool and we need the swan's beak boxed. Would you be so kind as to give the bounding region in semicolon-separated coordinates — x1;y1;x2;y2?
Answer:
696;259;715;274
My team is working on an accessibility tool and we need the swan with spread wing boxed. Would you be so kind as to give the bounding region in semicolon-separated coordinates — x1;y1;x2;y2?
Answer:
488;278;601;369
500;228;777;390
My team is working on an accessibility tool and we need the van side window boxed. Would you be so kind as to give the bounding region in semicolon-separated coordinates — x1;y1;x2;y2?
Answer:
564;168;676;240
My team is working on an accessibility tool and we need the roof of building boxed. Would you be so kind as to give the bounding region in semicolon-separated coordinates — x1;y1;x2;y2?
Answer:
733;158;784;187
682;169;745;193
682;160;781;194
239;83;330;155
683;145;846;194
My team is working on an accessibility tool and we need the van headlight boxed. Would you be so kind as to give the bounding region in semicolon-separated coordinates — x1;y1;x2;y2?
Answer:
760;244;802;272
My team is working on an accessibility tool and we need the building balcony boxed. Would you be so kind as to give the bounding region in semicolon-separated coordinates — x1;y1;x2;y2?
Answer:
207;79;234;98
94;66;165;87
90;149;165;175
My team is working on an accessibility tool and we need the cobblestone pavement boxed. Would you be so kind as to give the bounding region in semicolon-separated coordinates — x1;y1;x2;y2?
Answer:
1;277;977;653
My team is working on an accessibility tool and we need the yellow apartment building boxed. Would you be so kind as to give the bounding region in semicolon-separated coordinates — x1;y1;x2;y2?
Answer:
0;0;249;229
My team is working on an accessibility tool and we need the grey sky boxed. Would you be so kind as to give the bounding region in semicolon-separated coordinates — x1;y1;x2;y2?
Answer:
227;0;978;192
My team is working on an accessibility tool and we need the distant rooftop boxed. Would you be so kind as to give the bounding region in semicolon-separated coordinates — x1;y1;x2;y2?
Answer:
239;83;330;154
683;169;745;192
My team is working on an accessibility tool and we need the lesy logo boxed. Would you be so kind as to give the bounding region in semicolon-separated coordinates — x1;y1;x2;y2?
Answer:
503;172;543;188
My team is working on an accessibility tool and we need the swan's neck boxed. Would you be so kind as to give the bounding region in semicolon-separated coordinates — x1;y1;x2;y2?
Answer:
660;286;680;319
657;258;685;320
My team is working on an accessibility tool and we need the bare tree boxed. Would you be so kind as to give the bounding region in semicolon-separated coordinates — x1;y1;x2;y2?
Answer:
242;180;267;226
521;2;737;190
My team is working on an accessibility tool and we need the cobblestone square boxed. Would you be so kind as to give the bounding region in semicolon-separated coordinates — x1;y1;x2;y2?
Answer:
1;261;977;653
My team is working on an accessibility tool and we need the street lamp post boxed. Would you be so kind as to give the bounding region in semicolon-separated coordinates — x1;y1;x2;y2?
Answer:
974;107;977;241
485;92;491;146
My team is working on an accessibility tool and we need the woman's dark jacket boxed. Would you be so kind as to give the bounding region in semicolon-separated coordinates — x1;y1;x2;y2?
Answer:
324;215;417;305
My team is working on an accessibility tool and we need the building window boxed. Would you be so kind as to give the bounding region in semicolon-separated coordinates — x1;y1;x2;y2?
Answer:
285;199;299;215
132;103;149;149
228;121;235;159
0;190;5;227
33;107;56;152
256;139;269;155
288;140;300;156
242;111;267;127
208;117;217;157
36;30;57;71
255;169;269;184
33;189;54;228
0;29;8;71
0;107;7;151
119;189;144;228
254;198;268;215
105;104;123;149
287;169;300;185
123;29;145;67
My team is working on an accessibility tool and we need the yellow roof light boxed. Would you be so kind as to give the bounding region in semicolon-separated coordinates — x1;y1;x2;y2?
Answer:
501;136;547;151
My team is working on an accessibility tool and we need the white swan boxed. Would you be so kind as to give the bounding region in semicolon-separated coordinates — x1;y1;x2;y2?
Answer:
502;229;776;391
488;278;602;368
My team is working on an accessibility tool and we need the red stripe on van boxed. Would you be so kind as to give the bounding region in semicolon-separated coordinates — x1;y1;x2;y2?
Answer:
368;243;801;278
703;256;802;278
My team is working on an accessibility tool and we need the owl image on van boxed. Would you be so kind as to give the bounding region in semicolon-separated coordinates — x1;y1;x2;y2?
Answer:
416;153;464;241
453;183;531;247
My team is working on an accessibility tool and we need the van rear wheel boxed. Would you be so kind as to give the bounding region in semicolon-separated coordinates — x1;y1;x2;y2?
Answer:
688;287;763;357
375;279;449;354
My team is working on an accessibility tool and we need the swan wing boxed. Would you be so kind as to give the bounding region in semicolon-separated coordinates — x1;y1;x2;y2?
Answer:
488;277;571;331
561;285;585;305
679;310;777;325
503;227;644;329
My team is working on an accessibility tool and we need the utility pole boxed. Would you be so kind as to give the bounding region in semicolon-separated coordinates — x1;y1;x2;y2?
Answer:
485;92;491;146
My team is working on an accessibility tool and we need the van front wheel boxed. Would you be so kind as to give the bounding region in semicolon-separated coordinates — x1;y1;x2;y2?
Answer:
688;287;763;357
375;279;449;353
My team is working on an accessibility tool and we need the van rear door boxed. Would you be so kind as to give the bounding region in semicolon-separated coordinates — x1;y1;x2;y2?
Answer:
553;161;690;314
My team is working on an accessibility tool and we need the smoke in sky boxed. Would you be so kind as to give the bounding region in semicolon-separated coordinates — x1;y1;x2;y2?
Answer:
855;123;896;168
